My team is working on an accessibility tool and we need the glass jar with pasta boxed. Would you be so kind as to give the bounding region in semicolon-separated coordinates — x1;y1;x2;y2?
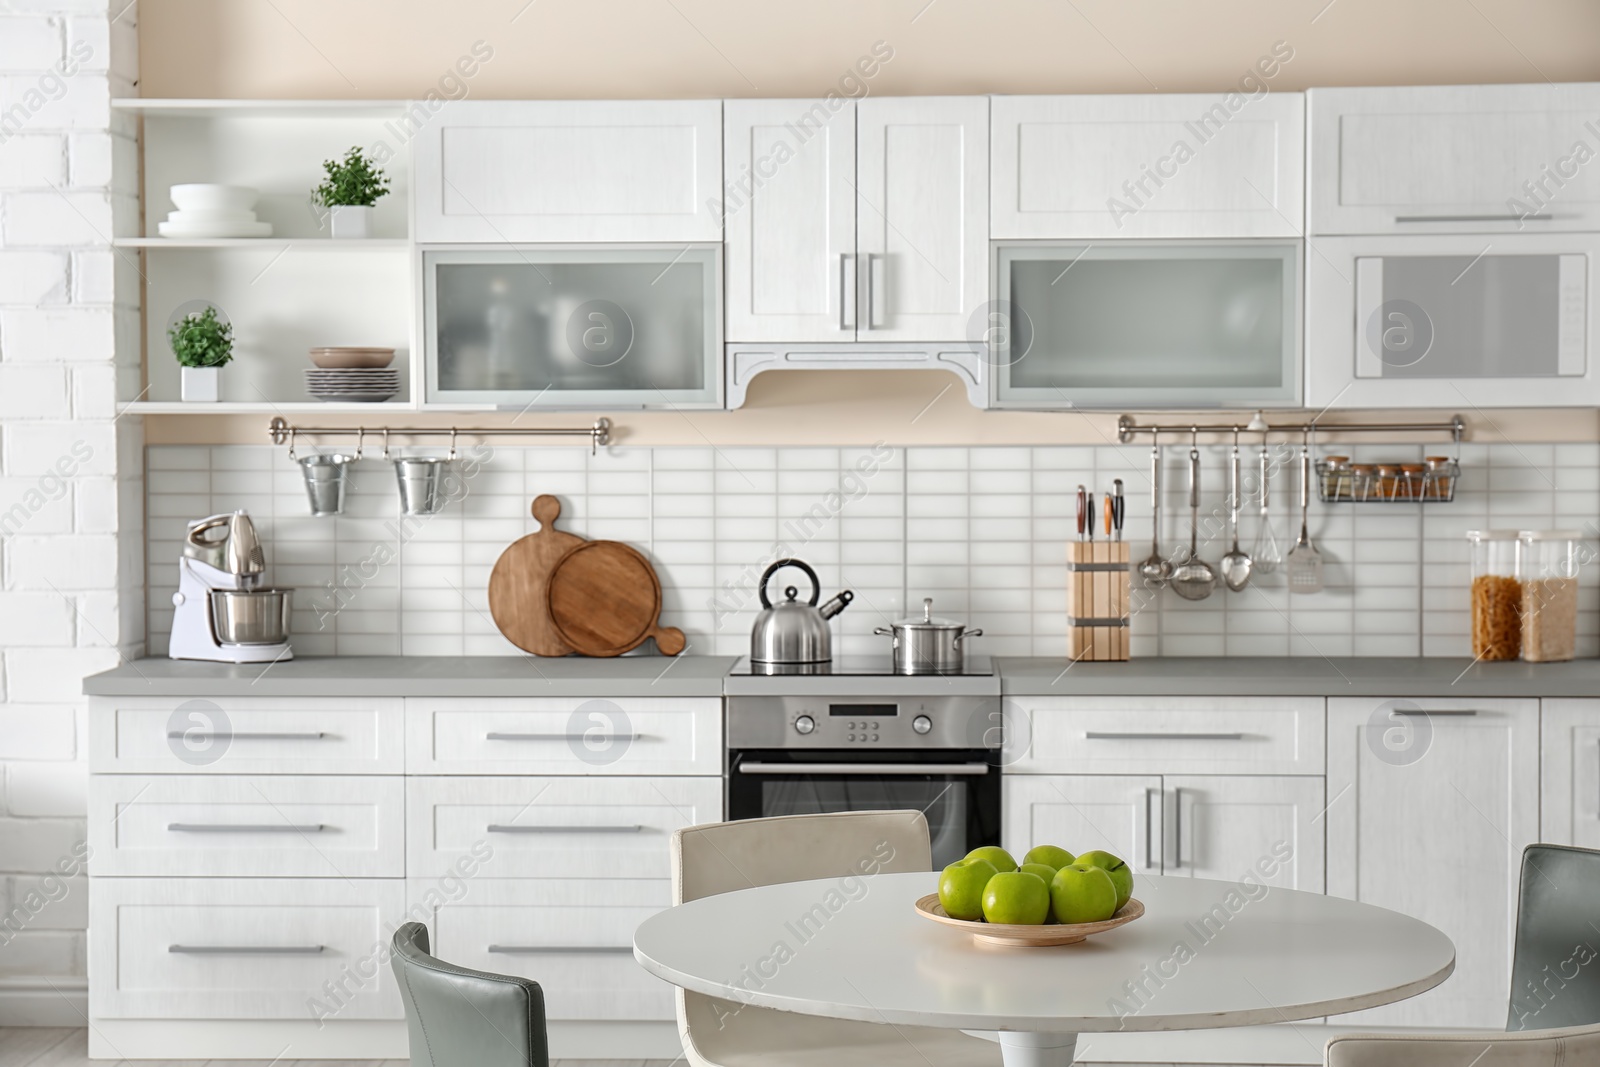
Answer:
1467;530;1521;661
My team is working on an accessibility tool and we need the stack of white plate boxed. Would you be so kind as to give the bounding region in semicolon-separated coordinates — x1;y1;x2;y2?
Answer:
158;184;273;239
305;368;400;403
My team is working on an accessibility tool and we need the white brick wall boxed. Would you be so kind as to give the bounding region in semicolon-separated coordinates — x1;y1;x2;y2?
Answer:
0;0;138;1018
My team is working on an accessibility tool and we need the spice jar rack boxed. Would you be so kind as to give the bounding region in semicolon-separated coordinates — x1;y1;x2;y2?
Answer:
1315;456;1460;503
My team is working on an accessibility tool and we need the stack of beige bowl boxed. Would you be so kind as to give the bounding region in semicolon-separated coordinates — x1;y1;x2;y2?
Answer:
306;347;398;402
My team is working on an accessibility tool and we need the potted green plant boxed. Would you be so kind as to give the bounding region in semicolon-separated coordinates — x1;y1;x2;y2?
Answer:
168;305;233;402
311;146;391;239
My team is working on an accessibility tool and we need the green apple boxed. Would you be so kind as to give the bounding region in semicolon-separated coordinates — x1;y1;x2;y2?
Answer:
1050;863;1119;924
1019;862;1059;885
982;870;1051;925
1023;844;1076;871
963;845;1018;874
938;857;1000;921
1075;849;1134;910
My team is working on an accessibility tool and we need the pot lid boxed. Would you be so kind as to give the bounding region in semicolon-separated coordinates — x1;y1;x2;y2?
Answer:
892;597;966;629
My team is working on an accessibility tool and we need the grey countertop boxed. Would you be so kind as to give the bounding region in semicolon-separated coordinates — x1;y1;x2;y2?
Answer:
83;654;1600;699
996;656;1600;698
82;655;740;698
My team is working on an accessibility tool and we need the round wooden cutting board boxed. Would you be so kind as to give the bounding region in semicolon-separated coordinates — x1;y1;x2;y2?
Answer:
488;495;585;656
546;540;686;657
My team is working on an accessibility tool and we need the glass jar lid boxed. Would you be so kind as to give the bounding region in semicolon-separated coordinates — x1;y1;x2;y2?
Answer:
1517;529;1588;541
1466;529;1521;542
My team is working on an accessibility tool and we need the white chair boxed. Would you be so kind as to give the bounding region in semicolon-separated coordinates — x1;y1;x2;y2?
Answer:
1326;1022;1600;1066
670;809;1002;1066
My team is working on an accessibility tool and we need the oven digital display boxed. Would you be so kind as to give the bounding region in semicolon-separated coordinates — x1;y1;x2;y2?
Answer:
829;703;898;716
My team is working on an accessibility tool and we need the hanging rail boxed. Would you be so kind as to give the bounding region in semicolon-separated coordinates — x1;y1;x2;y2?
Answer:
1116;413;1465;445
267;416;611;456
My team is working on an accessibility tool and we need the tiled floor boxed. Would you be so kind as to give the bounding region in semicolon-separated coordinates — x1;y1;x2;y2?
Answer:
0;1028;679;1067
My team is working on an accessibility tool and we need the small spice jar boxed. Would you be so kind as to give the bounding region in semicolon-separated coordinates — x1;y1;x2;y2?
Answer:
1467;530;1522;661
1400;463;1427;500
1350;463;1377;501
1424;456;1454;500
1321;455;1351;500
1518;530;1584;662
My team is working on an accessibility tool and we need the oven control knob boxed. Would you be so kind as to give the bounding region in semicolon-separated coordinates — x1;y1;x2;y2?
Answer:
794;715;816;735
912;715;932;735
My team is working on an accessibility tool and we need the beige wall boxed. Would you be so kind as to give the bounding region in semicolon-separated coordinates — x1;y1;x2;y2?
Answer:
137;0;1600;447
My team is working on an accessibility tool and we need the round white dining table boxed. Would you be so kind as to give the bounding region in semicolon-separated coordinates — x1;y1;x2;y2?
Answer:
634;872;1456;1067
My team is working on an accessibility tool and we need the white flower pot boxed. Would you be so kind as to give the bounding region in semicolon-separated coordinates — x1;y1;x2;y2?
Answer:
329;205;371;239
181;366;219;403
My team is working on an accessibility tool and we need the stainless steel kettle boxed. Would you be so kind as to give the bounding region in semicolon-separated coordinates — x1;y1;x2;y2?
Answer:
749;558;853;667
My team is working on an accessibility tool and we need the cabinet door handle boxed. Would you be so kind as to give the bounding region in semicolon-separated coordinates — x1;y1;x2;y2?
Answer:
840;252;858;330
1143;787;1155;870
485;732;641;742
1084;731;1245;741
167;823;326;833
1172;787;1184;870
166;731;327;741
488;945;633;955
486;824;643;834
866;253;886;329
1394;213;1551;223
1390;709;1478;717
736;761;991;775
170;944;324;955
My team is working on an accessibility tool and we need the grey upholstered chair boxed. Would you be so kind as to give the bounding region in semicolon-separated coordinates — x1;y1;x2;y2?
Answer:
1327;843;1600;1066
671;809;1002;1066
390;921;549;1067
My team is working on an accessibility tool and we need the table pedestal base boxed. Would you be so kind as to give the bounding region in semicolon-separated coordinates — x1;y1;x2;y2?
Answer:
964;1031;1079;1067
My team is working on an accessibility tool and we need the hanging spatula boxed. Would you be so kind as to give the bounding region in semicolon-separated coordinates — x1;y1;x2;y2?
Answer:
1286;443;1324;594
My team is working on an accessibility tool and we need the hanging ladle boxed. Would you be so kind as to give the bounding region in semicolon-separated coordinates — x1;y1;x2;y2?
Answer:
1138;428;1173;587
1170;429;1217;601
1220;429;1254;592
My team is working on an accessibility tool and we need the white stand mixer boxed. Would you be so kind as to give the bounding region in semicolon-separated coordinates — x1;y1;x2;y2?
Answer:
169;510;294;663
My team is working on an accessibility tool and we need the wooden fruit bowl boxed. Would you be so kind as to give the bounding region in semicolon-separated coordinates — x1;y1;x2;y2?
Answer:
914;894;1144;947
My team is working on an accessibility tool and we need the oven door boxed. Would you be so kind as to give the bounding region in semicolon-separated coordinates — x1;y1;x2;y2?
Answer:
727;749;1000;869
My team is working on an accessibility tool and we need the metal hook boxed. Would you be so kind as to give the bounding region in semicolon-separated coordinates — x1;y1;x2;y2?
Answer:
353;427;365;462
381;428;391;461
447;428;458;462
287;428;298;461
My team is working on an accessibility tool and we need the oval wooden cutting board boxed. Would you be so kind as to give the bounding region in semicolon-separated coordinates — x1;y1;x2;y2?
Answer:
546;540;686;657
488;495;584;656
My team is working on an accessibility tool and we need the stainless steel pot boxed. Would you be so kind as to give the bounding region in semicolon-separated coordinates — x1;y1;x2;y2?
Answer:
749;558;853;667
209;588;292;645
875;597;982;674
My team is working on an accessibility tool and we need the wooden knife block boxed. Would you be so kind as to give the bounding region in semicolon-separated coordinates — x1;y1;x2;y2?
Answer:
1067;542;1131;661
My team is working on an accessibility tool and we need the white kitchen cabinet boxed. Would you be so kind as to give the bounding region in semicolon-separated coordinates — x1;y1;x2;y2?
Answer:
1164;775;1324;891
1004;774;1323;891
1327;697;1539;1028
723;96;987;343
1004;774;1163;875
406;775;722;880
405;696;722;775
89;774;405;878
1541;699;1600;848
88;695;404;775
413;100;723;243
416;878;674;1021
1308;84;1600;235
89;877;407;1020
1004;696;1325;776
991;92;1305;239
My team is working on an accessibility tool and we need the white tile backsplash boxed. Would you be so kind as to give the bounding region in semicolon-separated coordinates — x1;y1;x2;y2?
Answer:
144;442;1600;659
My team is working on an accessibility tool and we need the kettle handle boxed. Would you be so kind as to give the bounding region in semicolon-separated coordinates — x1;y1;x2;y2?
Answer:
759;558;820;609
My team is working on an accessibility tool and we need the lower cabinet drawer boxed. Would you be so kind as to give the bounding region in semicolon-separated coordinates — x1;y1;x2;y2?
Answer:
89;877;406;1020
415;878;673;1021
407;775;723;879
89;775;405;877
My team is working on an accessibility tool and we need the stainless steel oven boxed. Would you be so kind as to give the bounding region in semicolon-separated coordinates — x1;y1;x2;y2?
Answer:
725;657;1003;869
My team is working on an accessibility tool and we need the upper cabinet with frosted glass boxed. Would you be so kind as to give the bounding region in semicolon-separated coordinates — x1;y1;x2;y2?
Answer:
990;90;1304;239
412;100;723;243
